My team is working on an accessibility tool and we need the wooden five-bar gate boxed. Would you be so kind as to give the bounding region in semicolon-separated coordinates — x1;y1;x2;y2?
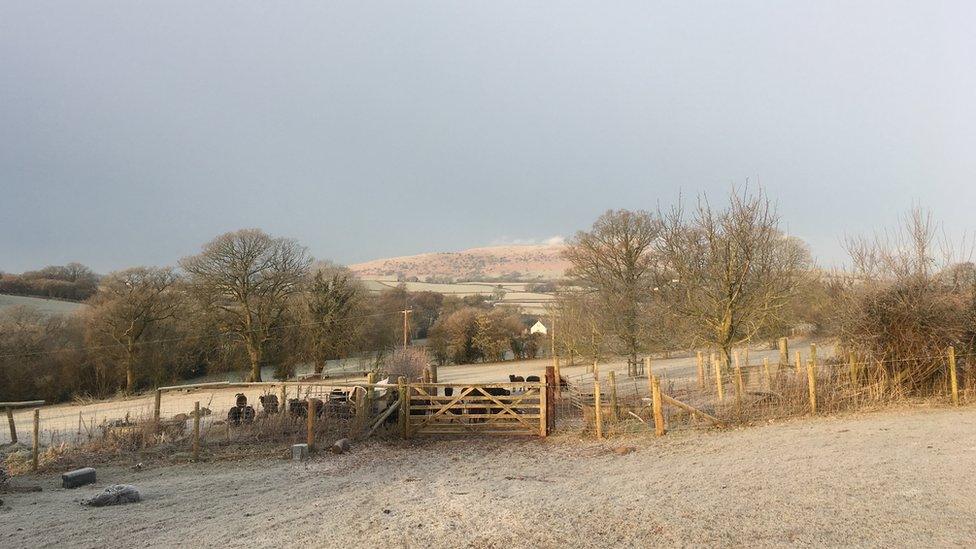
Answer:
402;381;551;437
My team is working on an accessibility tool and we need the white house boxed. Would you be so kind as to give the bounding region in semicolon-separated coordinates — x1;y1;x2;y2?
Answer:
529;320;548;336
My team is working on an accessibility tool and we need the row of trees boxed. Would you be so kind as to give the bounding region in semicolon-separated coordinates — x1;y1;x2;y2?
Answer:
557;189;811;367
557;188;976;396
428;305;542;366
0;229;543;402
0;263;99;301
6;189;968;402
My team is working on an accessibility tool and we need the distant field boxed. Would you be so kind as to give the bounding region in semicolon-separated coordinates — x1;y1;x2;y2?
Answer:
360;278;554;314
0;293;85;316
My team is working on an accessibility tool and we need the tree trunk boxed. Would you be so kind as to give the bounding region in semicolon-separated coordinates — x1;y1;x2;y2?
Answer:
314;359;325;375
125;340;136;393
720;344;733;370
245;338;263;382
719;310;734;373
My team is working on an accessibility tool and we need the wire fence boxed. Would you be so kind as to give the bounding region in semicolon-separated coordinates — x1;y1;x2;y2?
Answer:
6;344;974;473
1;378;407;474
558;346;975;438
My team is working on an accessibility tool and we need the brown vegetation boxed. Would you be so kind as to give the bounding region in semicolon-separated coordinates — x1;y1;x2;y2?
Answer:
835;209;975;395
4;193;974;412
0;263;98;301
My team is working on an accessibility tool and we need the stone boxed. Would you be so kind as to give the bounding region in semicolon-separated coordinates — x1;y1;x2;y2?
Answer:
292;443;309;461
62;467;97;489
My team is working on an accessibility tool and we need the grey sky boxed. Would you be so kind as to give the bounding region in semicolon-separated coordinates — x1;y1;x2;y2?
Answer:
2;1;974;274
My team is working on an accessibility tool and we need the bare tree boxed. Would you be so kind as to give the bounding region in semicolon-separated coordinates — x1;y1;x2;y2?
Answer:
659;189;810;365
563;209;662;365
838;208;974;393
301;262;367;374
86;267;181;392
550;289;607;366
181;229;311;382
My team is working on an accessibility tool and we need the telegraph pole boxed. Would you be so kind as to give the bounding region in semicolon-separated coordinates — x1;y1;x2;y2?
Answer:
401;309;412;350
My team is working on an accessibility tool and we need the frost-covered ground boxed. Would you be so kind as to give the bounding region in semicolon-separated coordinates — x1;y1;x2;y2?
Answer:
4;405;974;547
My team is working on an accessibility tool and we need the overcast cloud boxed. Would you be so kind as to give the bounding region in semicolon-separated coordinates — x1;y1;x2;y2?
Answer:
2;1;974;273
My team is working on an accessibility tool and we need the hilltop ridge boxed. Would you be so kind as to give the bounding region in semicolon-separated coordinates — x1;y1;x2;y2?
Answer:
348;243;569;281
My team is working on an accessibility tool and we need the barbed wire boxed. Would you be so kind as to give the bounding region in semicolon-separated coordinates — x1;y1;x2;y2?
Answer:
731;352;974;370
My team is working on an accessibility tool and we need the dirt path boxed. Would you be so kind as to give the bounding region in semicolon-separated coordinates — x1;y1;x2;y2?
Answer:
4;405;973;547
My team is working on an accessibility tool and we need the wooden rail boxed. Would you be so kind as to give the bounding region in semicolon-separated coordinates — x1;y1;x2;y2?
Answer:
405;382;547;437
0;400;45;408
3;400;45;445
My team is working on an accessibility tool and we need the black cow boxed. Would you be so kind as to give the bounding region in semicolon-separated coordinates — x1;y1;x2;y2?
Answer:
258;394;279;414
465;386;511;421
288;398;326;418
227;393;256;425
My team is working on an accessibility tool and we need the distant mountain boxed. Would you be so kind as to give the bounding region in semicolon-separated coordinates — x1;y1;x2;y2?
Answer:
349;244;570;281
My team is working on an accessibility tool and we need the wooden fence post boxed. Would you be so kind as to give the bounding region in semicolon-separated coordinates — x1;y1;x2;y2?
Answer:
714;354;725;401
363;372;377;431
31;409;39;471
593;367;603;439
429;364;438;384
644;356;652;378
608;370;619;422
192;401;200;462
763;357;772;389
351;386;365;435
545;366;556;434
153;389;162;422
778;337;789;368
806;359;817;414
734;364;744;408
795;351;803;378
5;407;16;444
810;343;818;368
397;377;408;439
948;346;959;406
651;376;666;437
306;398;316;451
697;351;705;389
539;375;549;437
553;354;562;397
